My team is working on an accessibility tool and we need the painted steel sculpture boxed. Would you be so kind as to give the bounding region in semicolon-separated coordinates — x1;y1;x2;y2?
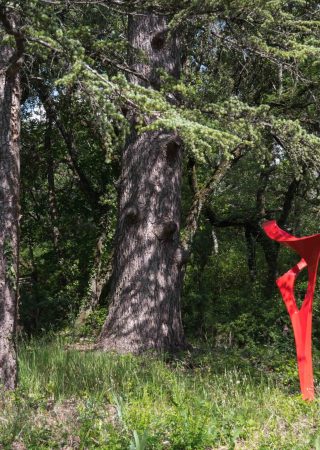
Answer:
262;220;320;400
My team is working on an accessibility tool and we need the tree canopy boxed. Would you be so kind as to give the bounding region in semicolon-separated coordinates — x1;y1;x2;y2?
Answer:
0;0;319;357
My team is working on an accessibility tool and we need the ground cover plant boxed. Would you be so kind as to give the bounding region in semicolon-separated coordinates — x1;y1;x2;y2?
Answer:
1;336;320;449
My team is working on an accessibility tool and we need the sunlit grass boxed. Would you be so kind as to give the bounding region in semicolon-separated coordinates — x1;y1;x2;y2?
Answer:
1;338;320;449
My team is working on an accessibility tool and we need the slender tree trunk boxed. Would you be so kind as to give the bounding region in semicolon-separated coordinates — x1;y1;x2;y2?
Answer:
45;118;62;257
85;228;107;310
258;178;300;297
98;14;186;353
0;23;22;389
87;233;114;306
244;224;257;281
259;234;279;296
182;145;245;254
44;117;68;288
38;86;105;219
76;222;113;326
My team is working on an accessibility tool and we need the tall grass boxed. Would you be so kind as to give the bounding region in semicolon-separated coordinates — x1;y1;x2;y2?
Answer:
1;337;320;449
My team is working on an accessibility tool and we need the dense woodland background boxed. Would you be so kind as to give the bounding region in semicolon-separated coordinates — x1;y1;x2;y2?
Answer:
16;0;320;345
1;0;320;448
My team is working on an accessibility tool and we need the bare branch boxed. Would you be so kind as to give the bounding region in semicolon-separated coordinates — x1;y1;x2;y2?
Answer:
182;144;246;253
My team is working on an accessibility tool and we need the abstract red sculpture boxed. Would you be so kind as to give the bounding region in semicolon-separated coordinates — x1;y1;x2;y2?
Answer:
262;220;320;400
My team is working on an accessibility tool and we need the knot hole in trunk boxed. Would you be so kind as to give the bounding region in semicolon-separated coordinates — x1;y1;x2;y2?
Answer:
154;221;178;241
151;30;167;51
123;205;140;225
166;138;181;167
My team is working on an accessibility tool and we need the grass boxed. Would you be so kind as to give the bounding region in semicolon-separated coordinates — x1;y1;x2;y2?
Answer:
1;337;320;449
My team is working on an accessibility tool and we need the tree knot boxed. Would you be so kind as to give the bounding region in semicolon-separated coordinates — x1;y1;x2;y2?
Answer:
123;205;140;225
154;221;178;240
166;137;182;166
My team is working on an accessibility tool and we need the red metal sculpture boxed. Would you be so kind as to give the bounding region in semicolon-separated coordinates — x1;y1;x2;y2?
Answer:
262;220;320;400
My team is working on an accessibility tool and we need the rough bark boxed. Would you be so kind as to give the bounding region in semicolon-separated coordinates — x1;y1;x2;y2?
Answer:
98;14;185;353
0;13;23;389
127;14;180;89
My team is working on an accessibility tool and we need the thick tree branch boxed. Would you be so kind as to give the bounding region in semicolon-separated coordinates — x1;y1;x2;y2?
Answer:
0;7;25;77
256;164;276;217
278;178;300;227
27;36;149;84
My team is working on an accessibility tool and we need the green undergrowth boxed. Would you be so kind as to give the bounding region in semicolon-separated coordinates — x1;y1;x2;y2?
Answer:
1;338;320;449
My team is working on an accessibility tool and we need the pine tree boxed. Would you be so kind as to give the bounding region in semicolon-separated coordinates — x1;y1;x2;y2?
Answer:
98;13;186;353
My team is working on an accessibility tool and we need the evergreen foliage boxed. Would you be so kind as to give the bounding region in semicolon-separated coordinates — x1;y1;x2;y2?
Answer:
0;0;320;446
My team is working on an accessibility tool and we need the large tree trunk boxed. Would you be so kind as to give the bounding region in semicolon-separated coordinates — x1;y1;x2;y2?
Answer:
0;20;22;389
98;14;186;353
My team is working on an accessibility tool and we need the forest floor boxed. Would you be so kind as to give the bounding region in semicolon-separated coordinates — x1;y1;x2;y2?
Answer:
1;337;320;449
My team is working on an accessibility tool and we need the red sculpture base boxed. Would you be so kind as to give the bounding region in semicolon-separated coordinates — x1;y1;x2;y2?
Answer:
262;220;320;401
